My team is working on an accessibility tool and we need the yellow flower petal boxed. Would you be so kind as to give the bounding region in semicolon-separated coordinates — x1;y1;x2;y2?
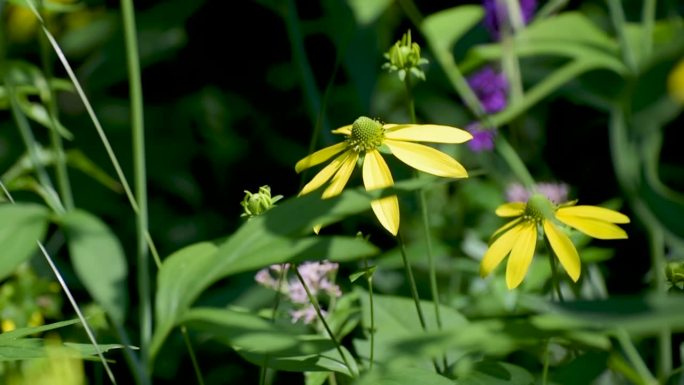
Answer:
495;202;525;217
299;151;349;196
363;150;400;235
384;124;473;143
491;218;522;240
331;124;352;135
556;205;630;224
385;139;468;178
505;223;537;289
480;223;524;278
555;214;628;240
322;151;359;199
295;142;349;173
543;219;580;282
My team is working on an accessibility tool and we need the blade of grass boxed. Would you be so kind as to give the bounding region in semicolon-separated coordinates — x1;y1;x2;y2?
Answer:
37;0;74;211
118;0;152;378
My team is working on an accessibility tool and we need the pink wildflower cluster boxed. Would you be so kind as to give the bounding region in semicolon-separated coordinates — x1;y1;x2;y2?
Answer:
506;181;570;204
255;261;341;324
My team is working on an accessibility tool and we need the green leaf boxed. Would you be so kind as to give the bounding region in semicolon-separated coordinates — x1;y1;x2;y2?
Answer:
180;307;357;376
455;361;534;385
353;291;471;369
533;295;684;337
346;0;393;26
152;180;437;360
0;319;81;342
354;367;454;385
423;5;484;51
60;209;129;324
460;12;625;74
0;203;50;280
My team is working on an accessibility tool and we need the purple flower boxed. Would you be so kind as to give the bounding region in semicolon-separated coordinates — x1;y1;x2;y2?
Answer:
506;182;570;204
483;0;537;40
467;66;509;113
466;123;496;152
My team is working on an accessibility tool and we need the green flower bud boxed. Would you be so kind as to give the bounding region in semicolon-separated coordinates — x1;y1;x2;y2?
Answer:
382;30;429;82
240;185;283;219
666;261;684;291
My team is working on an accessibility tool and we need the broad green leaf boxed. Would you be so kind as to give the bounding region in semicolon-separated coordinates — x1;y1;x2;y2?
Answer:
0;203;49;280
455;361;534;385
61;209;128;324
423;6;484;51
180;307;358;376
346;0;393;26
152;180;437;360
533;295;684;336
237;342;358;376
551;351;609;385
180;307;302;355
354;367;454;385
353;290;471;369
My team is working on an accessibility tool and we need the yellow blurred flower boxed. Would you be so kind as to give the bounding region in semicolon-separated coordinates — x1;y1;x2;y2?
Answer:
296;116;471;235
480;194;630;289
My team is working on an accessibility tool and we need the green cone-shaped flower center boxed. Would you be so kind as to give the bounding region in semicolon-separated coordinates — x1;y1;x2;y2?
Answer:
523;193;556;223
350;116;384;152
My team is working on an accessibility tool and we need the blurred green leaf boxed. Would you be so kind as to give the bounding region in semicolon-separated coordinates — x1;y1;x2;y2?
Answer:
353;367;454;385
0;203;49;281
346;0;393;26
183;307;358;375
60;209;129;324
533;295;684;337
423;6;484;51
551;351;609;385
0;319;80;341
455;361;534;385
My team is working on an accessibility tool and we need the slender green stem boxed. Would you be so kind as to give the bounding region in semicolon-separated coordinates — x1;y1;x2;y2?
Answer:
181;325;206;385
545;238;565;302
112;321;150;385
535;0;569;20
649;229;672;382
363;258;375;371
293;267;354;378
397;232;427;331
615;329;658;385
606;0;638;73
259;264;288;385
398;232;442;373
37;0;73;211
641;0;657;60
403;77;442;333
119;0;151;377
6;79;64;213
37;242;118;384
495;135;535;189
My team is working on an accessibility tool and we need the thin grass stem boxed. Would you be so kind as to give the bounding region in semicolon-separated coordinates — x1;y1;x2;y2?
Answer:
606;0;638;73
119;0;152;376
615;328;658;385
649;229;672;381
37;0;73;211
363;257;375;371
37;242;118;384
181;325;206;385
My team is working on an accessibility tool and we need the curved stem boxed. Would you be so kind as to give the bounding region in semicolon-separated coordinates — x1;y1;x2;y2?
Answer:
615;329;658;385
495;135;536;190
293;266;354;378
181;325;206;385
363;258;376;371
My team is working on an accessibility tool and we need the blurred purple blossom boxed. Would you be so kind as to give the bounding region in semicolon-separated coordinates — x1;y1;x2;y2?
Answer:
466;123;496;152
506;182;570;204
467;66;509;113
483;0;537;40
